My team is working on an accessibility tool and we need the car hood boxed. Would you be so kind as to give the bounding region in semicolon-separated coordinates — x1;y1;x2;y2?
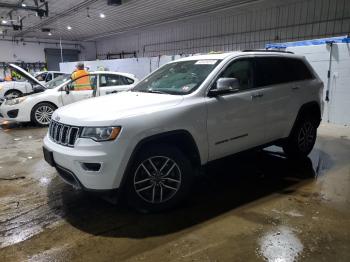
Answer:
8;64;46;88
53;91;184;125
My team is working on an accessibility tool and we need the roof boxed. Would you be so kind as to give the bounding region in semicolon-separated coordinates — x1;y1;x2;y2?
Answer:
90;71;137;79
174;50;303;62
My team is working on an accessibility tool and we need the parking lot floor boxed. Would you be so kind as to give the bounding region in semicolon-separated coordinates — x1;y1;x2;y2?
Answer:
0;121;349;262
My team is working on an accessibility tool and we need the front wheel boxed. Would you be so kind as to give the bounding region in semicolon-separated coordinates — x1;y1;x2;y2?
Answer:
31;102;57;126
126;144;194;213
283;115;317;158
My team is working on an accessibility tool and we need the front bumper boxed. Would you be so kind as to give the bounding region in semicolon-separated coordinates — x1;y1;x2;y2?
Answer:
43;134;131;190
0;104;31;122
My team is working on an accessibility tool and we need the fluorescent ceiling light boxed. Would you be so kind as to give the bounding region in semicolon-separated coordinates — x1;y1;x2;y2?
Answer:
100;13;106;18
67;26;72;30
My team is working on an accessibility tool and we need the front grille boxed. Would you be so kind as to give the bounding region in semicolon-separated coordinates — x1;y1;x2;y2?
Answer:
49;120;80;147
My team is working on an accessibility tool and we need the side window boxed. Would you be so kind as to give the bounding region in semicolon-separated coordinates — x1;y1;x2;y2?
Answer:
285;59;314;81
46;73;53;82
255;57;292;87
99;75;108;87
54;73;62;78
99;74;129;87
120;76;134;85
36;73;47;82
219;59;254;90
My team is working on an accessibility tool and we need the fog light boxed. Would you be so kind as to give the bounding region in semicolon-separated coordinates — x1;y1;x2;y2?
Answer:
81;162;101;172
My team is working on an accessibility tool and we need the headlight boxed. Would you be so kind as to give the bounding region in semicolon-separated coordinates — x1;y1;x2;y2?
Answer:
81;126;121;142
5;97;27;106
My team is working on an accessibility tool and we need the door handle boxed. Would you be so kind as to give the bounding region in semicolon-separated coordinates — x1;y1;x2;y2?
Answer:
251;93;264;99
292;86;300;90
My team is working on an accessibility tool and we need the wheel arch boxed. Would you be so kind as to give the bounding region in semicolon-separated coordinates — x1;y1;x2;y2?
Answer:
289;101;321;137
4;89;23;96
118;130;201;197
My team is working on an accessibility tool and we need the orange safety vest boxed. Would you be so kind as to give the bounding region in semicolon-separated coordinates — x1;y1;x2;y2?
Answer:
71;69;91;90
4;75;12;81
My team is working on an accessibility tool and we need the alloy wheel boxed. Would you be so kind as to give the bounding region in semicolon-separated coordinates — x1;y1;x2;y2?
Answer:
134;156;182;204
297;121;315;152
35;105;54;125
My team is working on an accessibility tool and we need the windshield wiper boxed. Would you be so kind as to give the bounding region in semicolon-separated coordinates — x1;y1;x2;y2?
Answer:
136;90;168;94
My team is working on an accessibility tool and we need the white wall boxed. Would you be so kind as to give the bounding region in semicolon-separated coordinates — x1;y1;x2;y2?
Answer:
60;55;182;80
0;38;96;76
96;0;350;58
0;39;96;62
287;43;350;125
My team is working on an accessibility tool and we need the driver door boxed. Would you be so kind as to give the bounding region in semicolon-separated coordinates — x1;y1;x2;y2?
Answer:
206;58;266;161
61;74;97;105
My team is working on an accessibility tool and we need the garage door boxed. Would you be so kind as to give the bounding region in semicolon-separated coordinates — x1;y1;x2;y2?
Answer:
45;48;80;71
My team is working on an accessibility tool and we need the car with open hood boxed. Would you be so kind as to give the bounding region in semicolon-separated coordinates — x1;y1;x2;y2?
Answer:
0;70;138;126
0;64;68;99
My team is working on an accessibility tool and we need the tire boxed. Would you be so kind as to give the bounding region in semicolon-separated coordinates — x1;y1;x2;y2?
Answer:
5;90;22;99
31;102;57;127
126;144;194;213
283;114;318;159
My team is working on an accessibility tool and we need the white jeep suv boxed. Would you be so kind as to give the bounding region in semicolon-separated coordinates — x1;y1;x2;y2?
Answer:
43;51;323;212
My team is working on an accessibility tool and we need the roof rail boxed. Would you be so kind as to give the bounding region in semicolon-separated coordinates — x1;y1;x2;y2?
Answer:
242;49;294;54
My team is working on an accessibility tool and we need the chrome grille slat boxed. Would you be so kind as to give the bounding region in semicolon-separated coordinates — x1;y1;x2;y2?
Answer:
48;120;80;147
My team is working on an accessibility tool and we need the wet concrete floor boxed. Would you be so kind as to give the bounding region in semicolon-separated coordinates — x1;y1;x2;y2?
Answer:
0;120;349;261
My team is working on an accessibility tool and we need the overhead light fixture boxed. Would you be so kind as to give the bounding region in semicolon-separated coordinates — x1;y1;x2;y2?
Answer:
21;3;26;7
99;13;106;18
48;32;52;36
1;20;8;24
67;26;72;30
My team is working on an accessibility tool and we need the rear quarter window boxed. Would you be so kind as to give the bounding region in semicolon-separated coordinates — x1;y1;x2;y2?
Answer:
284;58;314;81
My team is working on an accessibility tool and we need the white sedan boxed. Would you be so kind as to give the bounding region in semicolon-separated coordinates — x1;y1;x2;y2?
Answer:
0;69;138;126
0;64;67;99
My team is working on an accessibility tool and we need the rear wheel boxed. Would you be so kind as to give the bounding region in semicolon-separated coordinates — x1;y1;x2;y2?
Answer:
126;144;194;213
5;90;22;99
31;102;57;126
283;114;317;158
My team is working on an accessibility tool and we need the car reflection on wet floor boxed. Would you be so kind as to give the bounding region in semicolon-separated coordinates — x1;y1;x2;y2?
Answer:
0;121;349;261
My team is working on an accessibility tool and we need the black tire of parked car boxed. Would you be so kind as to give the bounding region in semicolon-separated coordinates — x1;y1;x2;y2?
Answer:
126;144;194;213
283;114;318;159
5;89;22;99
31;102;57;127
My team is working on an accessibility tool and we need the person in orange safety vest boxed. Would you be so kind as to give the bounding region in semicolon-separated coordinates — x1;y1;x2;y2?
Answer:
71;63;91;91
4;75;12;81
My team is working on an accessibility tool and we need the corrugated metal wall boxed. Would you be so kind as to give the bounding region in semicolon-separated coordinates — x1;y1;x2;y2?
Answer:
96;0;350;58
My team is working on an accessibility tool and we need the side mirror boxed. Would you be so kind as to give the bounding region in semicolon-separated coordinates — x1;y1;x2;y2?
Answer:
209;78;240;97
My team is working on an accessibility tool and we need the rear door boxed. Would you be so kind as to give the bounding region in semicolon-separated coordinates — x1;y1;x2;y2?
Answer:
98;74;134;96
254;56;302;142
61;74;97;105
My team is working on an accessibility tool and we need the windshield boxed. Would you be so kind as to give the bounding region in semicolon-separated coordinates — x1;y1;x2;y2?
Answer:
45;74;70;89
133;59;222;95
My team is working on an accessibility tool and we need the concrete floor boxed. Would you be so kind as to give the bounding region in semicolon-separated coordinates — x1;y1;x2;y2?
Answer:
0;121;349;262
